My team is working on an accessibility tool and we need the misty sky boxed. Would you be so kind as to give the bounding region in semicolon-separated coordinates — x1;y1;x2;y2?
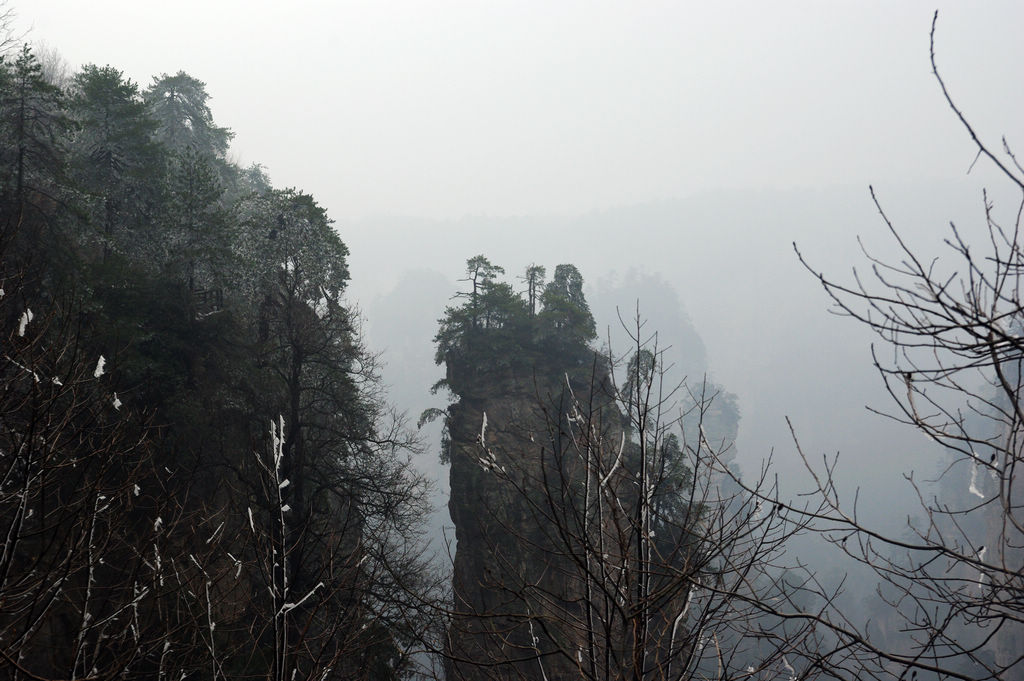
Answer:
19;1;1024;219
16;2;1024;525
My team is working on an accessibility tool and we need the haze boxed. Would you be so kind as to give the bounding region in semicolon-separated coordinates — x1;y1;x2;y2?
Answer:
18;1;1024;524
22;2;1024;218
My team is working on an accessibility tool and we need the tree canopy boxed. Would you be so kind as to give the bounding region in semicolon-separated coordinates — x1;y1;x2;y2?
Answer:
433;255;598;397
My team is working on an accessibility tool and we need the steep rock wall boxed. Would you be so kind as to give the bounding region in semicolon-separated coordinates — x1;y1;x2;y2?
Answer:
445;368;615;681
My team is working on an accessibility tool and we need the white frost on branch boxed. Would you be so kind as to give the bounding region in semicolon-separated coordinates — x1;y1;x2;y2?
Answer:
526;618;550;681
600;432;627;490
968;461;985;499
17;308;32;337
782;655;796;681
478;445;499;473
206;521;225;544
94;355;106;378
271;416;285;471
278;581;325;615
6;354;40;382
228;552;242;579
153;543;163;586
153;516;163;532
477;415;500;472
112;393;122;410
751;498;767;522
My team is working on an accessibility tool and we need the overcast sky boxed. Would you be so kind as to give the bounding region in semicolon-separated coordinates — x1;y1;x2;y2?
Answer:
16;2;1024;521
18;1;1024;220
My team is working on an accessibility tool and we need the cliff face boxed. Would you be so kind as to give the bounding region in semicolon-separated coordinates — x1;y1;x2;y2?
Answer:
441;358;748;681
434;258;738;680
445;367;616;681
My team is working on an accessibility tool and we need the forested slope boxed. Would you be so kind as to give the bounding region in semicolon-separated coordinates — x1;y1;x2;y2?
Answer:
0;46;433;680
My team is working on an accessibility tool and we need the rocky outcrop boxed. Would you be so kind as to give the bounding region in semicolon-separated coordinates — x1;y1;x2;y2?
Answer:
444;366;617;681
433;258;742;680
442;355;754;681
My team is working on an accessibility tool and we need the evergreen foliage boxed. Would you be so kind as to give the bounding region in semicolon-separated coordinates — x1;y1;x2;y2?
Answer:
0;44;432;680
433;255;598;398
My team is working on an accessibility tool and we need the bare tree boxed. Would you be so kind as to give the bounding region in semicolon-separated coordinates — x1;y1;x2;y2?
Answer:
0;1;22;57
752;12;1024;680
30;42;72;88
0;285;245;679
238;411;439;681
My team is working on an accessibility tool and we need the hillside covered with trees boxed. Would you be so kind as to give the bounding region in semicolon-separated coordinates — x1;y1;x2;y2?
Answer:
0;45;436;680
